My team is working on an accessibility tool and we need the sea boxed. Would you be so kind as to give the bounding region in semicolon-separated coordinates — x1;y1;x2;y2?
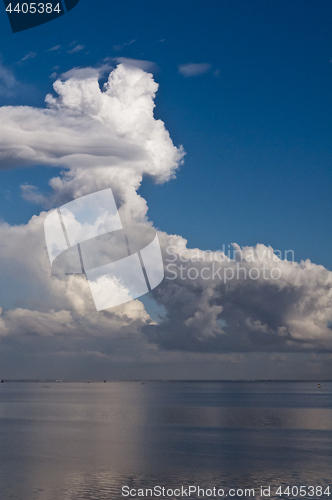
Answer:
0;381;331;500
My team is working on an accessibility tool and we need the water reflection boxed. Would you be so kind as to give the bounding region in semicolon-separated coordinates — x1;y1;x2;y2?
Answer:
157;405;332;430
0;381;331;500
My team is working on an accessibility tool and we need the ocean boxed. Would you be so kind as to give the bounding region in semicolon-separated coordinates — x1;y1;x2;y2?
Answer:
0;381;331;499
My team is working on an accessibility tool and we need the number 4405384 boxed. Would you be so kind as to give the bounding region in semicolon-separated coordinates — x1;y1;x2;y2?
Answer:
6;3;62;14
275;486;331;497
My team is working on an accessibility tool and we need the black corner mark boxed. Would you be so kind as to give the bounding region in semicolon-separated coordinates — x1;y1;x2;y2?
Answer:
63;0;79;12
3;0;80;33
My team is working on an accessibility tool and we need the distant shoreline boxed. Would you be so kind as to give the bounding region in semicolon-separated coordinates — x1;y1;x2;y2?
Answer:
1;379;331;383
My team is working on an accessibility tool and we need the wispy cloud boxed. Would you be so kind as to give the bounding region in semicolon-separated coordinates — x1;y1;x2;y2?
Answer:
60;64;112;81
0;60;16;96
113;39;137;51
178;63;211;77
21;184;48;205
48;45;61;52
113;57;158;72
17;51;36;65
0;59;36;99
68;44;85;54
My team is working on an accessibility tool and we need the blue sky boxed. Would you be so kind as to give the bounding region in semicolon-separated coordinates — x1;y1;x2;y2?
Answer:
0;0;331;270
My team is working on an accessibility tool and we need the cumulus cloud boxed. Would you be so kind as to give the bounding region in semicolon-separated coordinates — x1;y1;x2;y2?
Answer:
0;64;183;367
0;64;331;379
144;236;332;353
0;63;184;219
178;63;211;77
0;211;154;363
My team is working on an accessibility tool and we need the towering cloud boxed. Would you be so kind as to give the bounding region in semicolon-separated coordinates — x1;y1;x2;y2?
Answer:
0;63;184;220
0;63;331;378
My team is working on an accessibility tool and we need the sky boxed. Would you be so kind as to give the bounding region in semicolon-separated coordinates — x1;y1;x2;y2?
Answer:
0;0;331;380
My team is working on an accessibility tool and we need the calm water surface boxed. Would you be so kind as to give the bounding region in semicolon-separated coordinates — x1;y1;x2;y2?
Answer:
0;381;331;499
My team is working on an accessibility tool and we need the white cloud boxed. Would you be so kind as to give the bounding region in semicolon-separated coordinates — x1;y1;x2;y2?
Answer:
0;60;16;96
144;236;332;353
17;51;36;65
0;64;331;379
0;64;184;217
0;64;184;347
178;63;211;77
21;184;49;205
0;60;37;100
114;57;158;72
60;64;111;80
0;211;153;335
48;45;61;52
68;44;85;54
